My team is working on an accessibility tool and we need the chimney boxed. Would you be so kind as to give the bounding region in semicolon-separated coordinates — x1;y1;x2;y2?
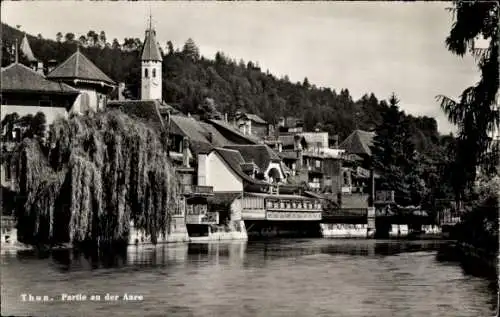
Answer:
118;82;126;101
294;135;303;170
47;60;57;74
36;61;44;75
332;135;339;148
182;137;190;168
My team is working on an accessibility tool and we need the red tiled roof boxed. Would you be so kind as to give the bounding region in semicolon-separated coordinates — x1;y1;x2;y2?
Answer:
46;50;115;85
1;63;78;95
141;29;162;62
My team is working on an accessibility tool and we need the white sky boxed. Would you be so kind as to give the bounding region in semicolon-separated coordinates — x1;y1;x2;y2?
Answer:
2;1;480;134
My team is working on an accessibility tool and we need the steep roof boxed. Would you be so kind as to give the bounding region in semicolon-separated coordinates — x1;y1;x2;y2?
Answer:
170;115;235;154
20;34;37;62
141;29;162;62
107;100;164;133
241;113;267;125
214;148;269;186
208;119;262;144
46;50;116;85
224;144;281;170
340;130;376;156
1;63;78;95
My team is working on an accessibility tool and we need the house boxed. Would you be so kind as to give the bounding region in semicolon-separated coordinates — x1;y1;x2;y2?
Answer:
339;129;382;208
0;62;81;189
46;48;116;113
1;63;80;132
19;33;44;75
339;129;377;194
276;132;344;196
235;112;270;138
224;144;286;183
278;116;304;133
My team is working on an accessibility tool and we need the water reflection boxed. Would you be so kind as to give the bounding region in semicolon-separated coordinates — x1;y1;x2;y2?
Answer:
1;239;497;317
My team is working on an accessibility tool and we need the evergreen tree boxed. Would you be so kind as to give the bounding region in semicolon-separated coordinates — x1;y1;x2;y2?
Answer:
371;93;419;205
182;38;200;61
437;1;499;205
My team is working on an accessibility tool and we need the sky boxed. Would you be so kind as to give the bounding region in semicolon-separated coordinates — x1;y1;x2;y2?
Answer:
2;1;480;134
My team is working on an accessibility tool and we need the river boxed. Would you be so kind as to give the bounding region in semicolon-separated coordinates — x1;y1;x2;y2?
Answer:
1;239;497;317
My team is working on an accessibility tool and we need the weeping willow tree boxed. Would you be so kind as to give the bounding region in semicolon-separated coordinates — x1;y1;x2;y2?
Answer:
437;1;499;206
9;110;180;247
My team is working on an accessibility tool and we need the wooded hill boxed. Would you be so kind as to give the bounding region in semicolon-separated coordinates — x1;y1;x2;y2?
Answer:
2;23;446;143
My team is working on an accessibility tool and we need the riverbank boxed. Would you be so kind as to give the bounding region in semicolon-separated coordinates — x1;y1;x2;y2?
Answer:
454;241;498;272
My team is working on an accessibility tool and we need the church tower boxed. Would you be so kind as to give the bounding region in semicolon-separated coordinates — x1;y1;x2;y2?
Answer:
140;15;162;100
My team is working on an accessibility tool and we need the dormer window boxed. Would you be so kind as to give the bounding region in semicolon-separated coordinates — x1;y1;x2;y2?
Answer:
144;68;149;78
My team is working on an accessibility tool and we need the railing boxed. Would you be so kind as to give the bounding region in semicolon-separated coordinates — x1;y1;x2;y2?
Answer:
266;211;322;221
266;198;322;211
323;208;368;217
185;212;219;225
182;184;214;195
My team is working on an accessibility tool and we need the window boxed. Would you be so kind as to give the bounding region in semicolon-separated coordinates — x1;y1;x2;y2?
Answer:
144;68;148;78
315;160;321;168
343;171;349;186
152;68;156;78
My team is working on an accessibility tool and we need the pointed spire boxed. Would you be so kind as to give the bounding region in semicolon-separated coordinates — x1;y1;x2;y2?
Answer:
141;12;162;62
149;7;153;32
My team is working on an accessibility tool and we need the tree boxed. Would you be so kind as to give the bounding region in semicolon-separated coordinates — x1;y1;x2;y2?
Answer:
303;77;310;89
182;38;200;61
112;38;120;50
64;33;75;43
99;31;106;47
87;30;98;46
78;35;87;47
437;1;499;205
166;41;174;55
1;112;20;141
56;32;63;43
30;112;47;138
371;94;419;205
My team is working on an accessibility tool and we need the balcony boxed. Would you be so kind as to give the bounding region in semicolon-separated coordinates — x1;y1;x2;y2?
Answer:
265;198;322;212
182;185;214;196
185;212;219;225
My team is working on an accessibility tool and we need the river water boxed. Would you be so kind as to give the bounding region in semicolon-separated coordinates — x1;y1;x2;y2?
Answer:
1;239;497;317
